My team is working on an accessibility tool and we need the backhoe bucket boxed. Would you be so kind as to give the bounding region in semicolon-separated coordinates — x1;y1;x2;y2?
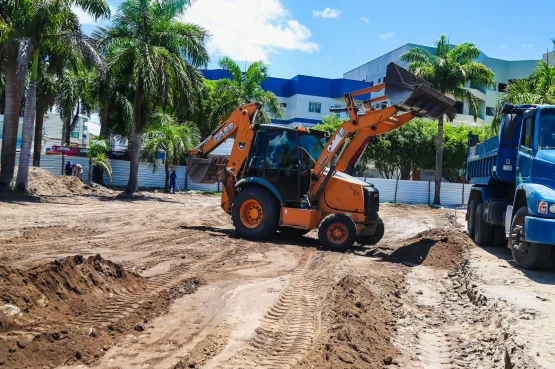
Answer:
187;156;229;184
385;62;455;119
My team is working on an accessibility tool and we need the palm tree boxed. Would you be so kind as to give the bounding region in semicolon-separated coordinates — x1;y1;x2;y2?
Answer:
0;0;32;190
12;0;110;191
93;0;209;194
87;139;112;186
33;65;58;167
141;110;199;192
492;61;555;131
212;57;282;125
400;35;494;204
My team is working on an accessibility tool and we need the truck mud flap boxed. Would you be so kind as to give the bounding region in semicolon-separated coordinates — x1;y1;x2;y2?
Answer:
385;62;455;119
187;156;229;184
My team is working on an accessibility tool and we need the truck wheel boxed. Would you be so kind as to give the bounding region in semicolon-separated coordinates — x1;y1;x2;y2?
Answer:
510;207;552;270
232;187;279;240
357;219;385;246
279;227;310;237
493;226;508;247
467;200;478;239
474;204;493;246
318;214;357;252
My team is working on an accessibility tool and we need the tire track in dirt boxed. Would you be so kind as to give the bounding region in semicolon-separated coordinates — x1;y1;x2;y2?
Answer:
217;251;340;369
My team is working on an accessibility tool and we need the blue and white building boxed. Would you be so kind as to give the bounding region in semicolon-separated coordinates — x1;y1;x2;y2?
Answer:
344;43;542;127
202;70;371;127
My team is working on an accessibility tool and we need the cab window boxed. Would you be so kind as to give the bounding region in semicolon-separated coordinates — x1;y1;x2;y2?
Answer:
520;116;535;149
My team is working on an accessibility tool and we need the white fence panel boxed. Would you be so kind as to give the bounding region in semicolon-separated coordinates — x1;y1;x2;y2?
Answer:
8;154;469;204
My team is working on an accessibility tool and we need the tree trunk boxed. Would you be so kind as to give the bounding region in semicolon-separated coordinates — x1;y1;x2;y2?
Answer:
33;102;45;167
63;115;71;145
0;57;21;190
433;115;444;205
126;79;143;194
88;157;93;186
400;166;411;180
96;104;109;185
164;160;169;193
15;49;40;192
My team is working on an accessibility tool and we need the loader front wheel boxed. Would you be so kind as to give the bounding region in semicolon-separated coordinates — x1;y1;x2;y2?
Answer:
232;187;279;240
318;214;357;252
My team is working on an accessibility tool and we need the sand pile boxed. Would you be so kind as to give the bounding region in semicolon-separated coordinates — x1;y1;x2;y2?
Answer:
388;228;474;268
25;167;113;197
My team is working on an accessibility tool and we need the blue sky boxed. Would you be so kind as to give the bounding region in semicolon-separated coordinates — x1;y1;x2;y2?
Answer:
80;0;555;79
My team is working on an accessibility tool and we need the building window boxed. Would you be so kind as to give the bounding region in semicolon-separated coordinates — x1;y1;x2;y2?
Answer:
455;101;464;115
378;78;381;83
486;107;495;116
309;102;321;113
498;83;507;92
383;76;386;83
280;102;287;108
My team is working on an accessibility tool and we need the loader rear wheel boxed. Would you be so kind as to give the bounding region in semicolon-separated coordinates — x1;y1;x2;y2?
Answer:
358;219;385;246
510;207;552;270
474;204;493;246
318;214;356;252
232;187;279;239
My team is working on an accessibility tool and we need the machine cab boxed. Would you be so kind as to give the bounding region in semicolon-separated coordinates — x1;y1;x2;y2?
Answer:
243;124;328;204
517;107;555;185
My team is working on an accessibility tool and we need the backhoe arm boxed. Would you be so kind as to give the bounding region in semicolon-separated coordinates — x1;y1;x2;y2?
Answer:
187;102;262;213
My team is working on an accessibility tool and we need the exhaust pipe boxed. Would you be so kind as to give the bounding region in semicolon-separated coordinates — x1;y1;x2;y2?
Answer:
385;63;455;119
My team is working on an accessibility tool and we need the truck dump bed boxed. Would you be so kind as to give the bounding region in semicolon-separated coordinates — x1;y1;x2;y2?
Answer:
466;105;532;185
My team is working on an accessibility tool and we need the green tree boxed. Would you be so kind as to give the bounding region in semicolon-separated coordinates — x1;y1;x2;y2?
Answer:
87;139;112;186
313;114;347;134
141;110;199;192
94;0;209;194
362;118;436;179
492;61;555;132
212;57;282;125
400;35;494;204
13;0;110;191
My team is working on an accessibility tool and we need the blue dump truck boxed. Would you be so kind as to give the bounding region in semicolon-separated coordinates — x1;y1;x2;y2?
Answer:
466;104;555;269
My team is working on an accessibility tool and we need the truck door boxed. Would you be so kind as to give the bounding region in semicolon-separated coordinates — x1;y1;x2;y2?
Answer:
517;115;535;184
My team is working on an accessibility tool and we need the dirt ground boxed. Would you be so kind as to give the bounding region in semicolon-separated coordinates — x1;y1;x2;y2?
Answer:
1;186;555;368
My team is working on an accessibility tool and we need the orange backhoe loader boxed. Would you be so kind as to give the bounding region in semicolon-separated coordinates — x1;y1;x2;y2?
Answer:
187;63;455;250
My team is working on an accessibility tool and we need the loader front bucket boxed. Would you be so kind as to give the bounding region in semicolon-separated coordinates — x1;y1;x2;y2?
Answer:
385;62;455;119
187;156;229;184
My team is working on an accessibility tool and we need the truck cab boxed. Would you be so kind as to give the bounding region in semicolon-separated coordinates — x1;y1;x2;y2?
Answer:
467;104;555;269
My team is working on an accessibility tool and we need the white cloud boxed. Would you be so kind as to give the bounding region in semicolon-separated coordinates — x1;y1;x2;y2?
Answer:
183;0;319;62
312;8;341;19
72;5;114;26
379;32;395;40
521;44;535;48
72;6;95;25
360;17;369;23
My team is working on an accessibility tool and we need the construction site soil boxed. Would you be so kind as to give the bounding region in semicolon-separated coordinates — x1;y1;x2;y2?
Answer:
1;188;555;368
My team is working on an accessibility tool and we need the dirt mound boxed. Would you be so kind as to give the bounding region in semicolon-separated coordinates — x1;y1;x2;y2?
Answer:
388;228;474;268
295;276;399;369
24;167;113;197
0;255;151;368
0;255;145;320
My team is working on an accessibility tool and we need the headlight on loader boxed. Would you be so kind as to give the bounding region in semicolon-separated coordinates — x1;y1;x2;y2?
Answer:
550;204;555;214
